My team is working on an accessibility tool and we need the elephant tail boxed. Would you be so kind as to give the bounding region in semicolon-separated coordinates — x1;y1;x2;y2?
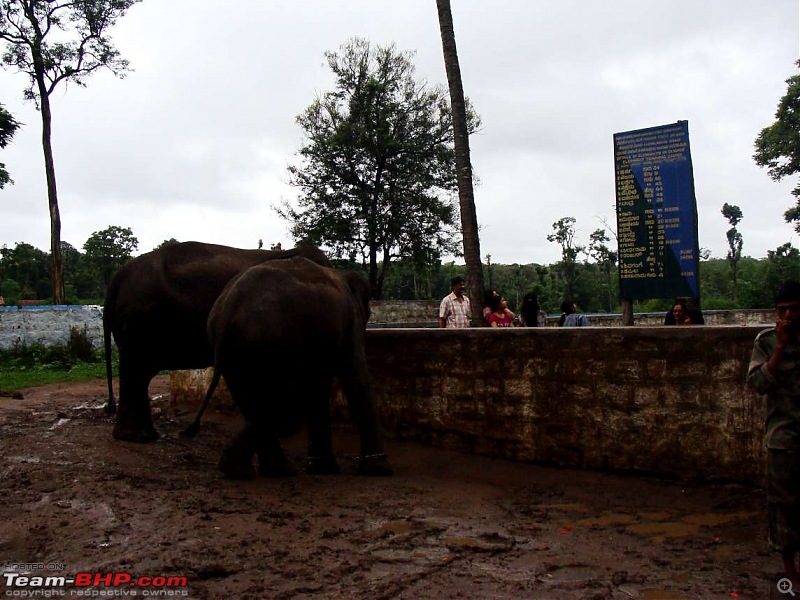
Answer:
103;307;116;415
181;367;221;438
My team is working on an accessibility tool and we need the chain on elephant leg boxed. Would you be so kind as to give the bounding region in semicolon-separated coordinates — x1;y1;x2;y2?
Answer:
355;453;393;476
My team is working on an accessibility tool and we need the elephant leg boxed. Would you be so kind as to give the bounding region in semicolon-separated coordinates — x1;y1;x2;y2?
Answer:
338;356;393;476
305;377;339;475
256;433;297;478
219;421;257;479
112;357;159;443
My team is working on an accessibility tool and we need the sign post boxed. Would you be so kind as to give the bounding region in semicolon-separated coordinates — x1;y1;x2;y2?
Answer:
613;121;700;324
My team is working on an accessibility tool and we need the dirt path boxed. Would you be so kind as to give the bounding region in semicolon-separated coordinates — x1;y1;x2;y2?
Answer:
0;377;777;599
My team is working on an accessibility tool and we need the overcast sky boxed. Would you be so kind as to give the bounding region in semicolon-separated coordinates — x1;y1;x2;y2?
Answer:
0;0;797;265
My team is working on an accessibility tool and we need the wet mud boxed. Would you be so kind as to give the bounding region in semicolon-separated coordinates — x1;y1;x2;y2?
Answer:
0;376;777;599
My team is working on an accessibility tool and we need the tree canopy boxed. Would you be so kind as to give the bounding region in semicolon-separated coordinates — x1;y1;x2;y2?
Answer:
279;37;479;299
0;102;20;189
721;203;744;301
82;225;138;292
3;226;800;314
754;59;800;232
547;216;584;301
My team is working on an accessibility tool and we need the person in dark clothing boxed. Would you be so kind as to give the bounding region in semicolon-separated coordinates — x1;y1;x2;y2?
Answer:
747;280;800;584
520;291;546;327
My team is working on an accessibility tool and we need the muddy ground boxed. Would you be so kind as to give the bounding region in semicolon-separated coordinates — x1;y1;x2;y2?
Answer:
0;376;782;599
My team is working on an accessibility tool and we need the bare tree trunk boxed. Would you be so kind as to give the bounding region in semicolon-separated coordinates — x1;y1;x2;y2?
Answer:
436;0;484;321
36;70;64;304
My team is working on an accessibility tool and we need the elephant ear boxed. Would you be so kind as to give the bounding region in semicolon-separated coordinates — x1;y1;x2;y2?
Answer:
343;271;371;324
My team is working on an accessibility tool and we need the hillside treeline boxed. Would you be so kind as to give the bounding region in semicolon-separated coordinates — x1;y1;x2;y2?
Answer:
2;237;799;314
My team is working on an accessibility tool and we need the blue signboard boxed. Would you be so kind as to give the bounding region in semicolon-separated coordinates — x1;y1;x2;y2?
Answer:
613;121;700;300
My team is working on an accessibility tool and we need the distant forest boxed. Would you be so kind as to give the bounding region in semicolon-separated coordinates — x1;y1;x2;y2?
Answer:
2;233;798;315
375;246;800;314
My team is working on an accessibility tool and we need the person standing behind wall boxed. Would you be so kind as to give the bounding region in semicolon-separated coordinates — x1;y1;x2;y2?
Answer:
665;298;704;325
519;291;546;327
488;295;515;327
558;300;591;327
439;275;472;329
747;280;800;584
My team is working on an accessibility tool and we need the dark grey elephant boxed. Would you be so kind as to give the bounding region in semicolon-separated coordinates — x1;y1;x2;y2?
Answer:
186;256;392;478
103;241;330;443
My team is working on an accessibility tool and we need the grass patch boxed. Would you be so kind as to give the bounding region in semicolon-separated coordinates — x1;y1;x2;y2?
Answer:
0;326;117;395
0;361;110;393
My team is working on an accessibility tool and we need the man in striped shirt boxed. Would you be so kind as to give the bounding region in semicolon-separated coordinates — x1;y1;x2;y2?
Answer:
438;275;472;329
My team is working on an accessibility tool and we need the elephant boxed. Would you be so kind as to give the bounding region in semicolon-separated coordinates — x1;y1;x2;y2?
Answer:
103;241;331;443
186;256;392;478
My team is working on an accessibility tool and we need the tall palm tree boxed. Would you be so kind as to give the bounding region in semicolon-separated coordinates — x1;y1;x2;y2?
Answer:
436;0;484;320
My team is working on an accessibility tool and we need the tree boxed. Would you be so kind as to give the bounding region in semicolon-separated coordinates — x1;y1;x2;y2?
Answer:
280;37;474;299
754;59;800;232
765;242;800;294
721;203;744;302
0;102;20;188
547;217;584;300
0;0;141;304
156;238;180;250
588;228;618;312
436;0;484;320
0;241;49;298
82;225;138;293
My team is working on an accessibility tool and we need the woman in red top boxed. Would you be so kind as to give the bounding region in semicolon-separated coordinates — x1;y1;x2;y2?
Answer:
488;295;515;327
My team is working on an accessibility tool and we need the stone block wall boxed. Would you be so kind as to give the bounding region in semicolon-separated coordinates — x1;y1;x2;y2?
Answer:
172;325;769;485
0;306;104;350
358;326;766;484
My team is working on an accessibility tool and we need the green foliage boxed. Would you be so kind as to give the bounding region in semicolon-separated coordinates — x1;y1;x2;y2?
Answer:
156;238;180;249
0;242;51;300
279;37;478;299
588;228;618;312
546;217;585;300
1;277;20;304
721;203;744;301
82;225;138;292
754;60;800;232
67;325;95;362
765;242;800;294
0;337;115;394
2;231;800;315
0;227;138;304
0;102;20;189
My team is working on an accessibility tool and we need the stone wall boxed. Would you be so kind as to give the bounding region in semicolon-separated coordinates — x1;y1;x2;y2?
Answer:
172;325;769;485
0;305;104;350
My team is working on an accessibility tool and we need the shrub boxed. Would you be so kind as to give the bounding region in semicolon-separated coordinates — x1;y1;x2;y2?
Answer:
67;325;95;362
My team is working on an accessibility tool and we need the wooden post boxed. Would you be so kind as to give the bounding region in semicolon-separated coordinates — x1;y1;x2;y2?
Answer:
622;299;634;326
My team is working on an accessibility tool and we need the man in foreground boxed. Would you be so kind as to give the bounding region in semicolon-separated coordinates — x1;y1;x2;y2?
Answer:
747;280;800;583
